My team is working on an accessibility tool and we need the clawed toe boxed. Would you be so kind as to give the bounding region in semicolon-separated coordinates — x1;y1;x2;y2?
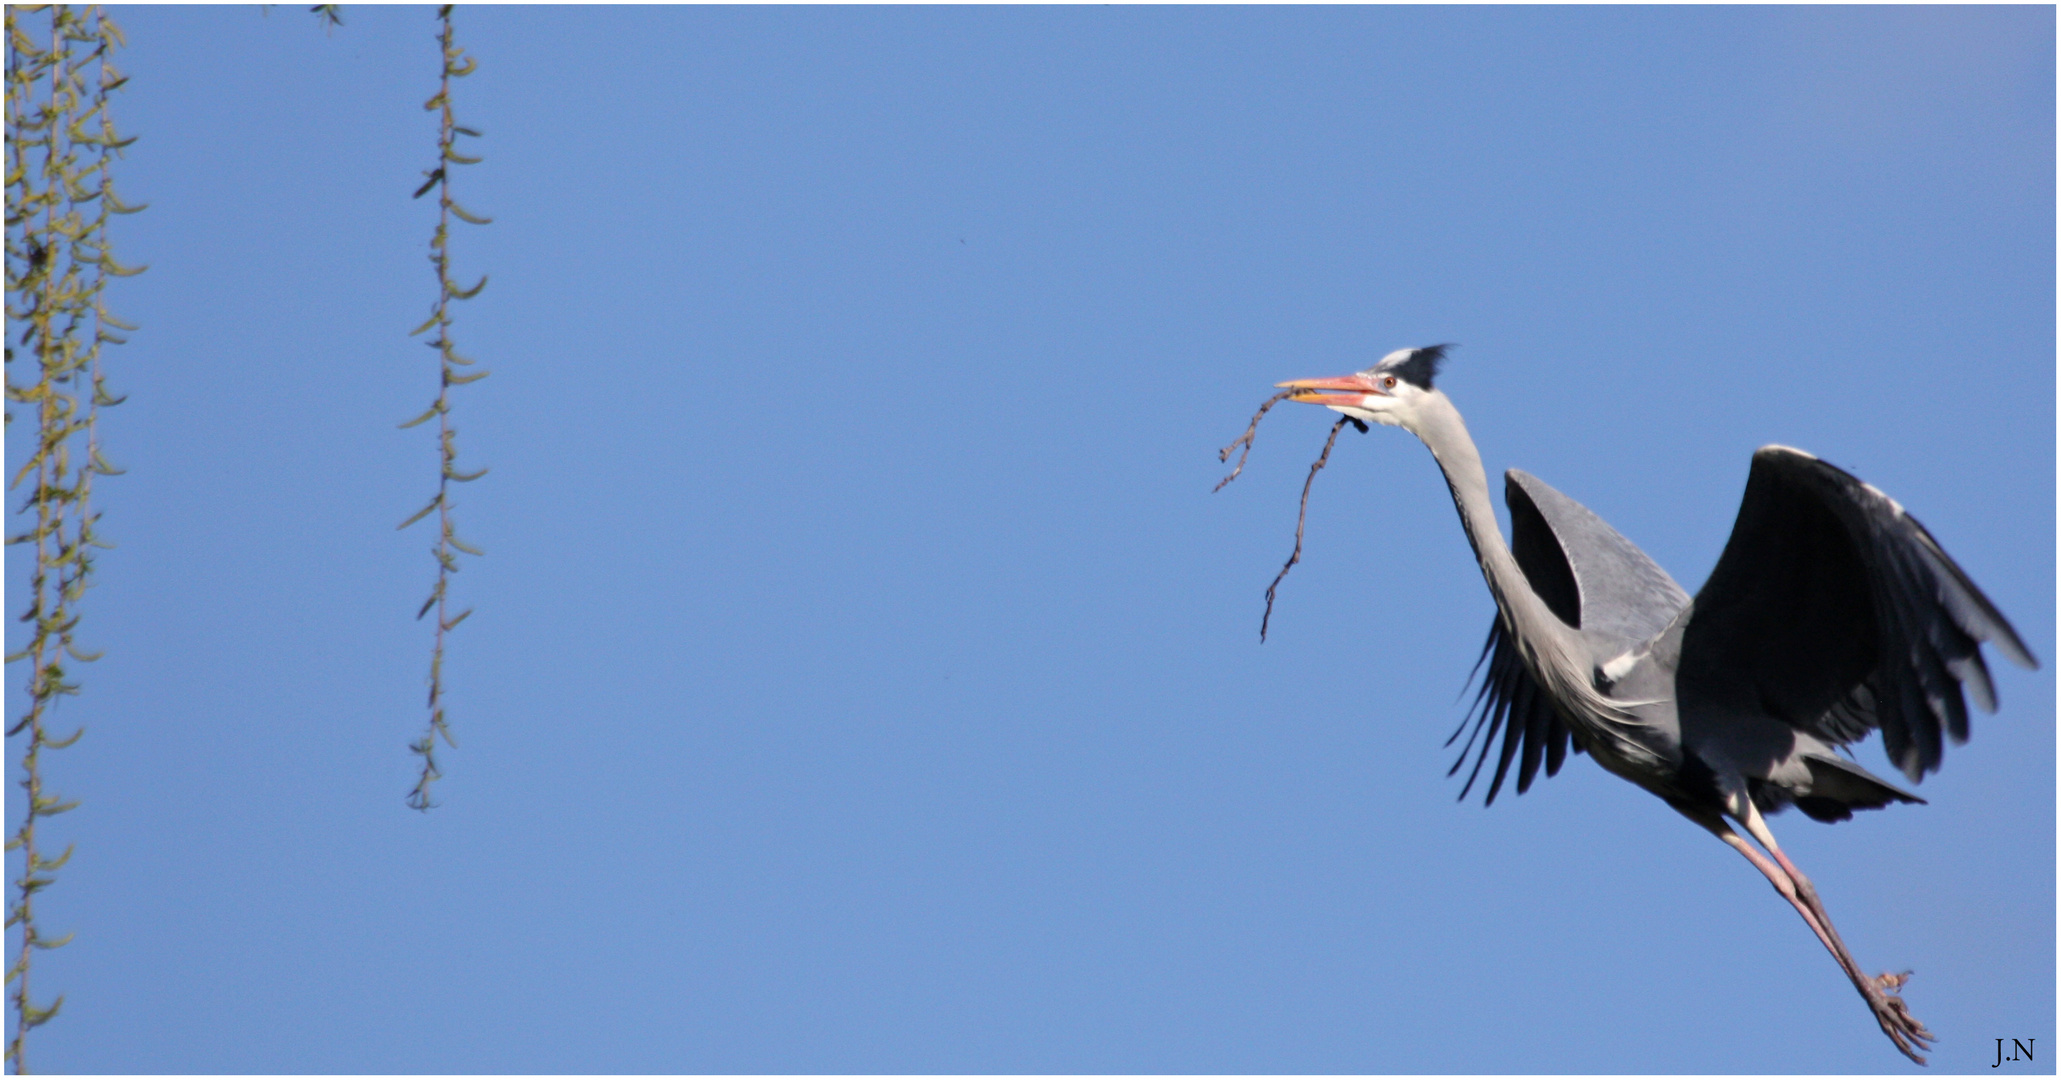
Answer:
1870;991;1934;1065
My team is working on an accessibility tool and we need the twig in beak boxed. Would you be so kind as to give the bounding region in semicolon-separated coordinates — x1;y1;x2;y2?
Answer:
1261;415;1349;642
1214;389;1295;492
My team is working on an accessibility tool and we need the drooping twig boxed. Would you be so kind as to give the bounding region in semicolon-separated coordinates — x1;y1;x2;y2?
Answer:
6;7;141;1067
400;4;490;810
1259;416;1349;642
1213;389;1294;492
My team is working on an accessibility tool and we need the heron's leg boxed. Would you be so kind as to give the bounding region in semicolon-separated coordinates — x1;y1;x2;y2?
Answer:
1677;807;1848;970
1734;803;1859;970
1675;804;1931;1063
1732;801;1934;1065
1737;801;1917;996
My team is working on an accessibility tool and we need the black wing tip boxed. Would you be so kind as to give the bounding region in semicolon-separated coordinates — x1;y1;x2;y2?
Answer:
1897;505;2040;675
1453;614;1565;808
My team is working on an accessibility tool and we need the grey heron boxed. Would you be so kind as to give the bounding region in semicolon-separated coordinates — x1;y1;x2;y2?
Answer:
1272;345;2036;1065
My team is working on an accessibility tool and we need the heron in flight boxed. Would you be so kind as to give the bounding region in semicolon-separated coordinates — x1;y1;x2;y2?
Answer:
1274;346;2036;1065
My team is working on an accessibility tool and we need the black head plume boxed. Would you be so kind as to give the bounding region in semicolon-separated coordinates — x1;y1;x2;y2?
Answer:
1375;344;1453;390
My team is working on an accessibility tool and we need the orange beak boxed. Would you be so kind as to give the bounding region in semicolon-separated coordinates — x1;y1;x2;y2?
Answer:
1275;372;1387;407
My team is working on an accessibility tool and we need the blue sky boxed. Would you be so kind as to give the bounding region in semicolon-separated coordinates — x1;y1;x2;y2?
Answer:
5;5;2053;1073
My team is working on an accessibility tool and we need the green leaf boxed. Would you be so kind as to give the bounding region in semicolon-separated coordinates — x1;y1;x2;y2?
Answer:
452;125;483;138
30;930;74;950
446;368;491;386
441;608;472;632
23;994;64;1028
449;274;487;299
398;402;441;429
447;199;492;225
446;465;489;482
412;169;443;199
447;533;485;557
443;149;482;166
397;495;441;530
408;312;442;337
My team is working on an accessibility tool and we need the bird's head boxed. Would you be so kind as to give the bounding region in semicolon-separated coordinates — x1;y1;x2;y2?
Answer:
1277;345;1450;432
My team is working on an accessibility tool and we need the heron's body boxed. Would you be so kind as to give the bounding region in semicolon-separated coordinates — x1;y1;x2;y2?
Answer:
1273;347;2036;1065
1455;459;1935;826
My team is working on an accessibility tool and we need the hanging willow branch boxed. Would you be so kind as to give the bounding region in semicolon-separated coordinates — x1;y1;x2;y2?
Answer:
4;4;142;1070
400;3;489;811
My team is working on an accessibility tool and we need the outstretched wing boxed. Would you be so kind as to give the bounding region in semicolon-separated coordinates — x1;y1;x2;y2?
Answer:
1677;446;2036;782
1507;470;1690;651
1449;471;1690;804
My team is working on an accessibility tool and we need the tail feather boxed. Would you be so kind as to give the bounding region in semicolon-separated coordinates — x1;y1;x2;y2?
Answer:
1792;754;1926;822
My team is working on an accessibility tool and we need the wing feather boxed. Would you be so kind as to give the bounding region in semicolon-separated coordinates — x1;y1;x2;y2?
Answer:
1450;471;1685;803
1678;446;2036;782
1452;613;1575;804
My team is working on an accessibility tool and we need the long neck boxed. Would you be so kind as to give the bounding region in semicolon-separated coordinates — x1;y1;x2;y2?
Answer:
1407;392;1655;765
1408;392;1563;651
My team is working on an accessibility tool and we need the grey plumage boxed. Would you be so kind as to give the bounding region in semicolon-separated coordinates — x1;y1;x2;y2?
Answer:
1450;468;1694;804
1275;348;2037;1065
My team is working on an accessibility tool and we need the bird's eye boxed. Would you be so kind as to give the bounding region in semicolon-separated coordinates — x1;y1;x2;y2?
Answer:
1382;375;1398;390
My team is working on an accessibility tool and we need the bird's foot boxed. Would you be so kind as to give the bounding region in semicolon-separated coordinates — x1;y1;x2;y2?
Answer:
1863;974;1933;1066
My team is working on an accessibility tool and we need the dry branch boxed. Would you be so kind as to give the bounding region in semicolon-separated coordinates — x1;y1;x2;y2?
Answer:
1260;416;1350;642
1212;389;1294;492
